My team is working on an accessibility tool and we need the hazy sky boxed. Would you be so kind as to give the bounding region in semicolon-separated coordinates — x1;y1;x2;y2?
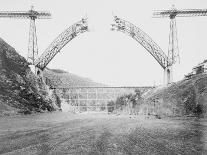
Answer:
0;0;207;86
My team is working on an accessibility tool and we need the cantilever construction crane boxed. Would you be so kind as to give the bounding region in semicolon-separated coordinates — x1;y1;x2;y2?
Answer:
0;6;51;64
153;5;207;84
154;5;207;64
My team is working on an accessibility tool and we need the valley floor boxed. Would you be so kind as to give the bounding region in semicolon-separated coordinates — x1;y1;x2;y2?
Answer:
0;112;207;155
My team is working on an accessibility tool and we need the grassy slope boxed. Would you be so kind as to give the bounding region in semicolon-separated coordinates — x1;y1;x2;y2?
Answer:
145;73;207;117
0;38;55;115
43;68;106;88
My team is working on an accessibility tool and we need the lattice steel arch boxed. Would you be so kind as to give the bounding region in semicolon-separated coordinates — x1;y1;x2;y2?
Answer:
111;16;172;69
35;18;88;70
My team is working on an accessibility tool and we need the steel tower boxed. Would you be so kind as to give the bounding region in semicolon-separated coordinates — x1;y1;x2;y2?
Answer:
153;5;207;84
0;6;51;64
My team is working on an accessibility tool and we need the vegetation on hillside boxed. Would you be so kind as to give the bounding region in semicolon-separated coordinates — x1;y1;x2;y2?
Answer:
0;38;56;115
144;73;207;117
107;74;207;118
43;68;106;88
107;89;144;115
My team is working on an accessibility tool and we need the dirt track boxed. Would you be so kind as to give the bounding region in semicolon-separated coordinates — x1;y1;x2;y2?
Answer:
0;112;206;155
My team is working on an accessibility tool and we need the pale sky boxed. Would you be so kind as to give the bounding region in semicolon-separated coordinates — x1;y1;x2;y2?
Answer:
0;0;207;86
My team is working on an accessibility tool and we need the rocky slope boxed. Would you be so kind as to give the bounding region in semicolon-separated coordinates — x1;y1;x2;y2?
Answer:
0;38;56;116
144;73;207;117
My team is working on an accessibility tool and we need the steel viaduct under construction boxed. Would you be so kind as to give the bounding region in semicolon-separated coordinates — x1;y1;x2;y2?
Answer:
0;6;207;86
52;86;153;111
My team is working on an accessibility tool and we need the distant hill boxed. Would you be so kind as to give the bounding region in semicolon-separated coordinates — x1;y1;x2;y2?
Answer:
49;69;68;74
0;38;56;115
43;68;107;88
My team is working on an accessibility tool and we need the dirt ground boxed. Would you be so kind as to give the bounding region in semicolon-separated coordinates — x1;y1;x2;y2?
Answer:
0;112;206;155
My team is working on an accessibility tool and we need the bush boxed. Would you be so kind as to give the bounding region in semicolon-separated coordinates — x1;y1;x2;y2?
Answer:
107;101;115;113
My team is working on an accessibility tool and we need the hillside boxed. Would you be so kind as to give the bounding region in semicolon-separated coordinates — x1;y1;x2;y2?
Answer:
43;68;106;88
144;73;207;117
0;38;56;116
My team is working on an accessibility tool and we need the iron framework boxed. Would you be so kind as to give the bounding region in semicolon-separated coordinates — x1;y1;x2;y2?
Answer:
53;86;153;111
153;8;207;18
153;6;207;64
35;18;88;70
0;6;51;64
111;16;172;68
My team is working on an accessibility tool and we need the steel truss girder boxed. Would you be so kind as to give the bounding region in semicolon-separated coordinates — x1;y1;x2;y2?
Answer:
111;16;172;68
0;10;51;19
35;18;88;70
153;9;207;18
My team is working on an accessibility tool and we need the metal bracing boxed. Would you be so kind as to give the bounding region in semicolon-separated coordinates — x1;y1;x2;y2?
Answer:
168;17;179;64
111;16;172;69
153;6;207;64
54;86;153;110
0;6;51;65
0;10;51;19
35;18;88;70
52;86;154;89
153;8;207;18
27;17;38;64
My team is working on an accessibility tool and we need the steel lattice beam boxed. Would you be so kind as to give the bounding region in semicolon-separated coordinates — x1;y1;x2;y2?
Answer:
153;9;207;18
35;18;88;70
111;16;171;68
0;10;51;19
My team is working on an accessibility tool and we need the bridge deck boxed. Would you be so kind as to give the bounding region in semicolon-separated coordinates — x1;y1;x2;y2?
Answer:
52;86;154;89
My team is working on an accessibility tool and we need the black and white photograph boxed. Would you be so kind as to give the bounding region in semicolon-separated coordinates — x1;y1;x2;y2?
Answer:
0;0;207;154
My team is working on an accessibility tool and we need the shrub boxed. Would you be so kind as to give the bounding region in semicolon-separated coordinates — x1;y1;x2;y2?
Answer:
107;101;115;113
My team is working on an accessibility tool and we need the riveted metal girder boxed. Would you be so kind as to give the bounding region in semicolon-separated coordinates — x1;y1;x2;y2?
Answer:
111;16;172;68
153;8;207;18
0;10;51;19
35;18;88;70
